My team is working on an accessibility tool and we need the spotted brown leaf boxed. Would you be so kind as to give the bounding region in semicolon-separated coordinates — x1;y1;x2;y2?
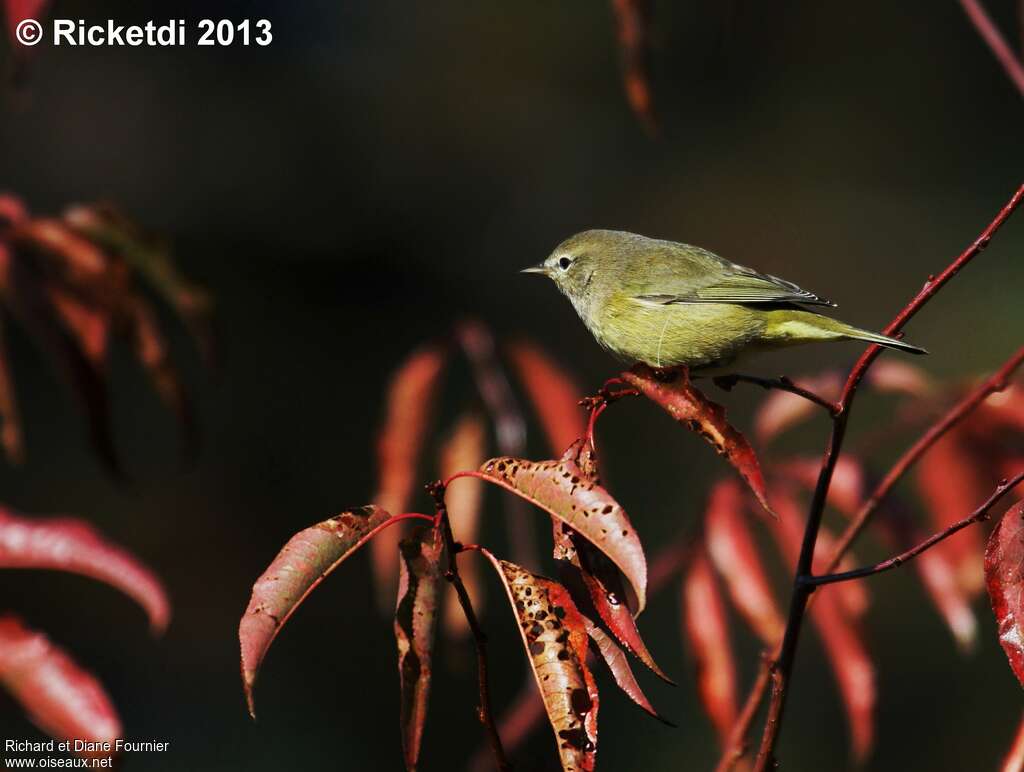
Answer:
395;526;443;771
986;500;1024;687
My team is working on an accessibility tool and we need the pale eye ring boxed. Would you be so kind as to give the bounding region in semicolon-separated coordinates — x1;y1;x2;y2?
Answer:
558;256;572;270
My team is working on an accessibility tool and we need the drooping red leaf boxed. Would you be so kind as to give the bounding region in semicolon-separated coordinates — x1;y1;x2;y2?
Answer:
0;615;120;749
622;365;772;516
370;345;447;612
1001;711;1024;772
472;444;647;613
754;372;842;445
239;505;393;717
440;413;487;640
773;491;876;761
45;285;110;370
505;340;587;454
63;203;216;367
985;500;1024;687
0;508;170;633
682;551;738;748
865;359;935;397
784;454;977;648
703;479;784;645
584;618;668;723
916;431;987;594
0;303;23;463
124;294;198;460
394;526;443;771
573;540;670;681
609;0;657;135
0;254;119;474
478;550;598;771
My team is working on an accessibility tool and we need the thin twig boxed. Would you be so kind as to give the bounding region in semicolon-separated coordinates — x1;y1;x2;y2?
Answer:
957;0;1024;97
713;374;841;415
821;344;1024;576
752;182;1024;771
713;653;773;772
428;482;510;772
810;472;1024;586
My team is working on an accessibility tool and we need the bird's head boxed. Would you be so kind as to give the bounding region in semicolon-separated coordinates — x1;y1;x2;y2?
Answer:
521;229;629;303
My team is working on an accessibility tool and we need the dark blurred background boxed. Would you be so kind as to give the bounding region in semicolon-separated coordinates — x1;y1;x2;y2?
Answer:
1;1;1023;769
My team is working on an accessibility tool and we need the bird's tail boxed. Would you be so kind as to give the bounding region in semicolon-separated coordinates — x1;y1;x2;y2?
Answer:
765;311;928;355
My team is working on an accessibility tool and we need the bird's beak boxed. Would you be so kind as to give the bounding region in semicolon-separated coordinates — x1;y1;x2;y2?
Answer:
520;264;547;275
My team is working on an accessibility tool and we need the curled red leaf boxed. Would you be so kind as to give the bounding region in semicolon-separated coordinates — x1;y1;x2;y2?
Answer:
395;526;443;771
986;500;1024;687
239;505;392;717
477;550;598;772
622;365;772;516
371;345;447;611
0;508;169;633
0;615;120;750
506;340;586;454
704;479;784;645
470;445;647;613
916;432;987;594
584;619;669;724
683;551;738;748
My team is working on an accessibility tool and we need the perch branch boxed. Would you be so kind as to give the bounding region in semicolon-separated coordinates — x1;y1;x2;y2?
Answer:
428;482;510;772
713;374;841;415
752;182;1024;771
809;471;1024;586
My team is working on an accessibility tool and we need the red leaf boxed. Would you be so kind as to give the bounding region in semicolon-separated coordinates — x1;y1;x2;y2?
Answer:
754;372;842;445
622;365;772;516
865;360;935;397
782;454;976;647
370;346;447;612
440;414;487;641
395;527;443;771
915;432;987;594
574;541;670;681
682;551;738;748
0;299;23;463
239;505;393;717
704;479;784;645
0;615;120;749
478;550;598;771
3;0;47;38
1001;712;1024;772
584;619;668;723
610;0;657;135
506;340;587;454
124;294;198;460
0;508;169;633
773;492;876;761
472;445;648;613
63;204;216;367
985;500;1024;687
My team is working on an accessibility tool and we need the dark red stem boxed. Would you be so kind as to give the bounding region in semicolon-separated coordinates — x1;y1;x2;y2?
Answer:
428;482;510;772
752;182;1024;771
810;472;1024;586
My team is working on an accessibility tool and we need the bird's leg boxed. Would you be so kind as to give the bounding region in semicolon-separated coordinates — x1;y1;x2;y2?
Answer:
640;363;689;383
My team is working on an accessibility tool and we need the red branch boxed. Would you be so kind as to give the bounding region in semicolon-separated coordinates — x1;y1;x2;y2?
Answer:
810;472;1024;586
958;0;1024;97
751;182;1024;771
822;344;1024;575
428;482;510;771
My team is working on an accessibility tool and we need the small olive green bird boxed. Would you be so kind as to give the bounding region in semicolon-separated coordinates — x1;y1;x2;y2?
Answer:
523;229;926;373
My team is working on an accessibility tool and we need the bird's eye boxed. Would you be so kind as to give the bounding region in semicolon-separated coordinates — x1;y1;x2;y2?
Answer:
558;256;572;270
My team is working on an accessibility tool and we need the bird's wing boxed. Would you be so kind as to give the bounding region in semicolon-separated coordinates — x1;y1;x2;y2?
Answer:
634;264;835;307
